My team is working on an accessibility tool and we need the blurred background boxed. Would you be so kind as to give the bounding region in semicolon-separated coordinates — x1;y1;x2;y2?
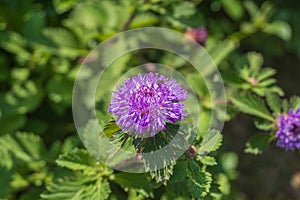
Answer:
0;0;300;199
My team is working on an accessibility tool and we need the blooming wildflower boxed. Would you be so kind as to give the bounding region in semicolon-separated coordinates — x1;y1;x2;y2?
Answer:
108;73;187;136
185;27;208;46
276;108;300;151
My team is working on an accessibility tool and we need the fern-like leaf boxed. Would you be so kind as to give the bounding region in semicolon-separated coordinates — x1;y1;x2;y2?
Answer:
56;148;99;175
231;93;274;121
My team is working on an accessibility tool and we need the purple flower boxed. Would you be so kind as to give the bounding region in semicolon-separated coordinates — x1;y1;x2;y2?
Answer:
185;27;208;46
108;73;187;136
276;108;300;151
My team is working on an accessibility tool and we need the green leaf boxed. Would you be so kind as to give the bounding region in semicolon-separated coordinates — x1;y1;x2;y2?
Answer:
0;132;47;169
290;96;300;111
169;160;188;183
0;114;26;133
53;0;78;14
103;120;120;138
173;2;196;18
216;173;231;195
43;28;79;48
266;93;281;115
231;93;274;121
263;21;292;41
46;76;73;105
23;11;45;42
199;130;222;155
81;178;111;200
245;133;274;155
41;177;111;200
199;156;217;166
220;0;244;20
56;148;98;175
113;172;152;193
0;81;43;115
0;31;31;63
253;118;274;131
247;52;263;73
220;152;238;179
244;1;258;18
42;28;82;58
0;166;12;198
132;123;189;183
61;136;81;154
210;40;238;66
186;74;209;98
130;13;159;28
187;161;212;198
11;68;30;81
282;99;290;113
257;68;276;81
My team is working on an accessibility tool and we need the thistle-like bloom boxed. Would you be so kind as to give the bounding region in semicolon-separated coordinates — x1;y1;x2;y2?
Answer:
185;27;208;46
108;73;187;136
276;108;300;151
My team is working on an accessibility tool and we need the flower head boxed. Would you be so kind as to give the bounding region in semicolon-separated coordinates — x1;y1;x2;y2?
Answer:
108;73;187;136
185;27;208;46
276;108;300;151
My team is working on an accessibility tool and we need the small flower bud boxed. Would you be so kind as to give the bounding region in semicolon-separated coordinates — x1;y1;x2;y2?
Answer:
185;145;198;158
185;28;208;46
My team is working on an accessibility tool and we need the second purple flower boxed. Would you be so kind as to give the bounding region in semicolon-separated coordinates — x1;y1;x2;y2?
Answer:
276;108;300;151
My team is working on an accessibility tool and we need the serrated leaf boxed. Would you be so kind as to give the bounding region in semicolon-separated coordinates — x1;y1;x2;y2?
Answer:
245;133;274;155
41;177;111;200
0;132;46;169
0;31;31;62
16;133;46;160
56;148;98;175
113;172;151;192
81;178;111;200
266;93;281;115
231;94;274;121
42;28;82;58
199;156;217;166
61;136;81;154
187;161;212;198
247;52;263;74
199;130;222;156
132;123;182;183
43;28;78;48
0;81;43;116
257;68;276;81
253;118;274;131
169;160;188;183
216;173;230;195
41;178;87;199
259;78;276;87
